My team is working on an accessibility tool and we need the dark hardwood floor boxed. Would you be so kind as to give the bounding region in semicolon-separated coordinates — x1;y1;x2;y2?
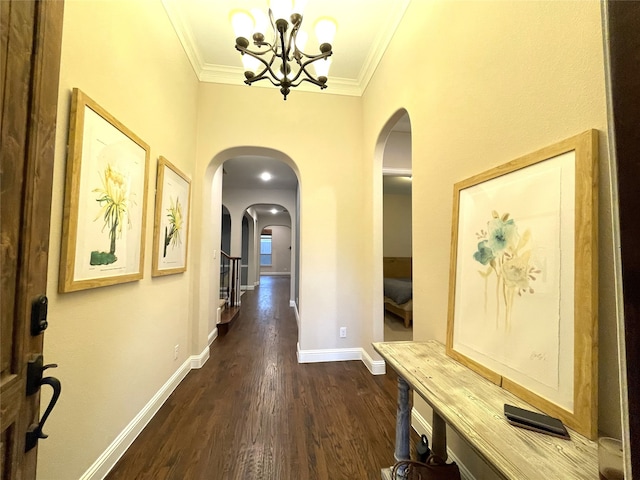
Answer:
106;276;406;480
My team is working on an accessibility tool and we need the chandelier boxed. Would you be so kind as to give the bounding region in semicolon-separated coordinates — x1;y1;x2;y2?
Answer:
231;1;337;100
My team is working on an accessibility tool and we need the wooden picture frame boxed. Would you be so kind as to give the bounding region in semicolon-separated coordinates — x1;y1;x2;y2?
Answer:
446;130;598;439
59;88;150;293
152;156;191;276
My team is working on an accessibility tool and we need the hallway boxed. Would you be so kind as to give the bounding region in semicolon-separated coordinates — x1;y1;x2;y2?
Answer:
106;276;400;479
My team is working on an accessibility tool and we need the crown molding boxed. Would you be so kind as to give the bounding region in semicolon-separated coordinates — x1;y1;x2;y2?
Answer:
162;0;204;77
358;0;411;95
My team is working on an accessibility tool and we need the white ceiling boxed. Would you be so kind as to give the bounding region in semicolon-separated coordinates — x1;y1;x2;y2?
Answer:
222;156;296;217
223;156;298;191
162;0;411;97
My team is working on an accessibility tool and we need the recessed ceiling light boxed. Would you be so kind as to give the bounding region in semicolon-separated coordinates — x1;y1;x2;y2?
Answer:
260;172;272;181
270;208;278;214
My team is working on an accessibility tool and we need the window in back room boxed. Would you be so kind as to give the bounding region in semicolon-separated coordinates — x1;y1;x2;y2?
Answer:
260;229;272;266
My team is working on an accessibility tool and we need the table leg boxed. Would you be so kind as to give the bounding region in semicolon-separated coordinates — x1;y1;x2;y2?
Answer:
432;410;447;461
395;376;411;462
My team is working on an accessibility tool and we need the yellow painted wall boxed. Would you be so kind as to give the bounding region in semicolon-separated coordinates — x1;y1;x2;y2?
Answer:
362;0;619;473
40;1;199;478
193;83;364;351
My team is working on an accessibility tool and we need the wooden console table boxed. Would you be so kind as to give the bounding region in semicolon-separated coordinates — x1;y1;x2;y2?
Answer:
373;340;598;479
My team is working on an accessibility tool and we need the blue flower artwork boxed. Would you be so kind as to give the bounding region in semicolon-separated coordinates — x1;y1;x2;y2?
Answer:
473;211;541;331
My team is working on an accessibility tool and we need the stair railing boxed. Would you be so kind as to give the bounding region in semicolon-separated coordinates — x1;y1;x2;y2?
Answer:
220;251;241;308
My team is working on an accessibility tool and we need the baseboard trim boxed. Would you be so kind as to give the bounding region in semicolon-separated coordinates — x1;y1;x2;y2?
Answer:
411;408;475;480
80;357;192;479
80;346;211;480
208;327;218;347
410;407;432;443
362;349;386;375
297;345;362;363
191;345;210;369
296;345;385;375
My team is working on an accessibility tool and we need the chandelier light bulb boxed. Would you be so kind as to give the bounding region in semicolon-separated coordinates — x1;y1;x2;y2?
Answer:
294;30;308;52
313;57;332;78
230;10;255;41
268;0;293;21
314;17;337;46
242;54;261;74
250;8;269;36
292;0;308;16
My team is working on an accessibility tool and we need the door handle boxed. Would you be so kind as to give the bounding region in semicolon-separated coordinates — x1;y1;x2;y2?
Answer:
25;355;62;452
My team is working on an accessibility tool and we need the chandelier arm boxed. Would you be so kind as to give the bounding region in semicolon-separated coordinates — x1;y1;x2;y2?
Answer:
251;40;275;50
244;52;281;86
237;48;284;84
245;75;281;87
245;71;282;87
290;77;328;89
250;54;280;85
293;70;318;85
296;52;332;69
288;64;313;84
235;45;275;58
268;9;278;50
298;50;333;62
233;7;333;99
286;52;332;84
288;19;302;60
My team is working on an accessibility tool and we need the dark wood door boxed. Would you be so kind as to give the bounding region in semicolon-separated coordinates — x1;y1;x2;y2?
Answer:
0;1;64;478
605;2;640;476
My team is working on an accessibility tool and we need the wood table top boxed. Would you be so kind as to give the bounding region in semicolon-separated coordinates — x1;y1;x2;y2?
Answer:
373;340;598;479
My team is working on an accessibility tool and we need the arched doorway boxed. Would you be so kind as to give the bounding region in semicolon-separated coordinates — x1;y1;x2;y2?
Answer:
371;109;413;345
382;113;413;341
196;147;301;349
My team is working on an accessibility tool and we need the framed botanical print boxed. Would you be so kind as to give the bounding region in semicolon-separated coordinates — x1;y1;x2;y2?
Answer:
151;156;191;276
59;88;149;292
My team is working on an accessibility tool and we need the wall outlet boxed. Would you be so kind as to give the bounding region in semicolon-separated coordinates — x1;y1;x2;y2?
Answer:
339;327;347;338
174;344;179;360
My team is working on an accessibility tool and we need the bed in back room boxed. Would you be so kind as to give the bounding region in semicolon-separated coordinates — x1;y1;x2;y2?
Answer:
383;257;412;328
